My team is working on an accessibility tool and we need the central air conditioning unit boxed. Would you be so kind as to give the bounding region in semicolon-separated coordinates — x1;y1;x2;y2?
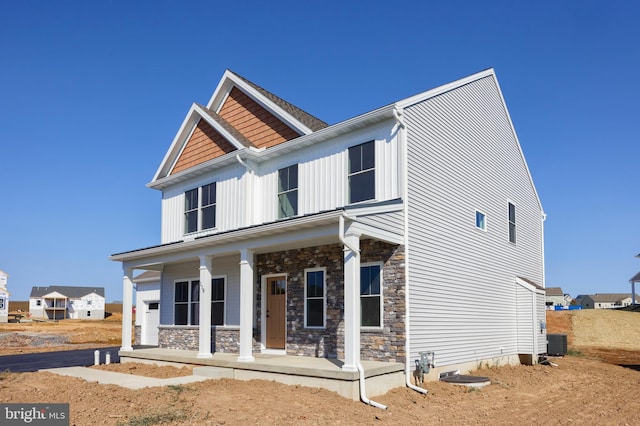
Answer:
547;333;568;356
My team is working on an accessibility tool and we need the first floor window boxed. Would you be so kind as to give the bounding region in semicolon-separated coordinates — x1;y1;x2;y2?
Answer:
36;299;42;306
360;263;382;327
211;277;225;326
174;280;200;325
305;268;325;328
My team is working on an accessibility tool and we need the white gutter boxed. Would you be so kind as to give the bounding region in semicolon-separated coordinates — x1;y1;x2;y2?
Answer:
394;107;429;396
338;214;387;410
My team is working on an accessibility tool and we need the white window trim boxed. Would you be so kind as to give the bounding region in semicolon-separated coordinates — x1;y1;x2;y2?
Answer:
360;261;384;331
184;183;217;235
277;164;299;219
304;267;326;329
475;209;487;231
211;274;227;326
508;200;516;244
173;277;200;326
347;140;377;205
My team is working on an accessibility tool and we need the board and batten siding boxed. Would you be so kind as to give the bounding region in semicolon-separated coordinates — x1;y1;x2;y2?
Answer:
404;75;544;368
159;255;242;327
161;120;400;243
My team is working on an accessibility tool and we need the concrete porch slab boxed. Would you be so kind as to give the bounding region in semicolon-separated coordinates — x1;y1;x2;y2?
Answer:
118;347;405;400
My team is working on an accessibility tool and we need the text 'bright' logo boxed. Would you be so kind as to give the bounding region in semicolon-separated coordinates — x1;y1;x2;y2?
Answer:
1;404;69;425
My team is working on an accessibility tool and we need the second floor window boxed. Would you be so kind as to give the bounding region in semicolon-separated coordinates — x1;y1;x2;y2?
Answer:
278;165;298;219
348;141;375;204
508;202;516;244
185;183;217;234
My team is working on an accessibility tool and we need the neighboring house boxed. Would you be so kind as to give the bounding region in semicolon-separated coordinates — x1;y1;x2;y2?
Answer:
29;286;105;320
111;68;546;391
133;270;161;345
545;287;571;308
0;269;9;323
579;293;639;309
630;269;640;305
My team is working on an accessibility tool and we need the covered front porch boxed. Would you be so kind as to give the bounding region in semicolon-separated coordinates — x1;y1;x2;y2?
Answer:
118;347;405;400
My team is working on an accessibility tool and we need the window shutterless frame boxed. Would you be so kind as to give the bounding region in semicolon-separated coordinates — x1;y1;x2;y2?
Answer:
184;183;216;235
360;262;383;329
278;165;298;219
475;210;487;231
348;141;376;204
211;275;226;326
508;201;516;244
304;267;326;328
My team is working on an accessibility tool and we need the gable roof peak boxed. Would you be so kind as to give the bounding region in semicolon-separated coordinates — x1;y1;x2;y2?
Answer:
208;69;328;134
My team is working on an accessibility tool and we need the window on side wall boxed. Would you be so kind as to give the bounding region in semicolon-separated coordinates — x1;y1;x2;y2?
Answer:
508;202;516;244
475;210;486;231
0;298;4;310
305;268;326;328
278;165;298;219
348;141;375;204
360;263;382;328
211;277;225;326
184;183;216;234
174;280;200;325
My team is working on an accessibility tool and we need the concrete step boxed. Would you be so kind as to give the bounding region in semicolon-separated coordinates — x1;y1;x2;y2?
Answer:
192;366;234;379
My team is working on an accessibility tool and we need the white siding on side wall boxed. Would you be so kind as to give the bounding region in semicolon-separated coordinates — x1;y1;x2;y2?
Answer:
404;75;544;368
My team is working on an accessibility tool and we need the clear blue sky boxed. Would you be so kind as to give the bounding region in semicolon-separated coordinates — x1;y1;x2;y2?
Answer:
1;1;639;302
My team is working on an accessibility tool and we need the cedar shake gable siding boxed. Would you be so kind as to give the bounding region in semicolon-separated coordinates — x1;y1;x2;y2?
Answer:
231;71;328;132
219;87;302;149
171;119;237;175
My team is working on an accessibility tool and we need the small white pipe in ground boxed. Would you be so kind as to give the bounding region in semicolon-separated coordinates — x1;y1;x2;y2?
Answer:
357;362;387;410
339;214;387;410
105;352;111;365
94;350;100;366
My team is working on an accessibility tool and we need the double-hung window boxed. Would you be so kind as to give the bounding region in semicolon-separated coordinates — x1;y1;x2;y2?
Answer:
305;268;325;328
211;277;225;326
360;263;382;328
278;165;298;219
508;202;516;244
348;141;375;203
184;183;216;234
174;280;200;325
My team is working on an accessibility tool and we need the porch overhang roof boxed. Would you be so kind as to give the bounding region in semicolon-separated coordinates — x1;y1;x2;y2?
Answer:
111;208;403;270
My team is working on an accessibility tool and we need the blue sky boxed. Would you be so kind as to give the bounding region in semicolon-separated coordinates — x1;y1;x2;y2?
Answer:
1;1;639;302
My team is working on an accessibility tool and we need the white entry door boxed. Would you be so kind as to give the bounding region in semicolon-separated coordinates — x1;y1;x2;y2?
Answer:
143;301;160;345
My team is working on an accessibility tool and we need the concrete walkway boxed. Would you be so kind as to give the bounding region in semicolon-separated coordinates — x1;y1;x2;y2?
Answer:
40;366;215;390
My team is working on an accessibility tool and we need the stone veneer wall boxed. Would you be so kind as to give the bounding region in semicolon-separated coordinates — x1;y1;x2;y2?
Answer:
134;325;141;346
158;326;259;353
255;240;406;363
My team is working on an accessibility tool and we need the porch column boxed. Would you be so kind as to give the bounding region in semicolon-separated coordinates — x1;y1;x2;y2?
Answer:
238;248;255;362
198;255;213;358
342;234;360;372
121;267;134;352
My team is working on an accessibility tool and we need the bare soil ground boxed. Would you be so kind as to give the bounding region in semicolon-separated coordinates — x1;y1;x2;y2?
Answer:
1;310;640;425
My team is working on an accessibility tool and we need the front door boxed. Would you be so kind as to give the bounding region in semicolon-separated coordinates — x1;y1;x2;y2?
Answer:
266;276;286;349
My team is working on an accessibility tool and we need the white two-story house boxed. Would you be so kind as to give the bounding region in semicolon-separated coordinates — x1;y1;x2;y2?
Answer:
111;68;546;396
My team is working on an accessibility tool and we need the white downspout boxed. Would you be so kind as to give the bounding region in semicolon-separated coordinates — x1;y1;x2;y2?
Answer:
339;214;387;410
394;107;429;396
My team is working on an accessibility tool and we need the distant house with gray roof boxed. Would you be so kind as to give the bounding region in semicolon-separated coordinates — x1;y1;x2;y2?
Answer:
0;269;9;323
545;287;571;308
578;293;639;310
29;286;105;320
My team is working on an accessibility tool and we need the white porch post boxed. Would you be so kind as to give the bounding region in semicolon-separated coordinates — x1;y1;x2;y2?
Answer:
121;267;134;352
238;248;255;362
342;234;360;372
198;255;213;358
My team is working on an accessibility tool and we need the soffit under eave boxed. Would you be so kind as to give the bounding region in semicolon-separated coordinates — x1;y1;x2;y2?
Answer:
151;104;249;183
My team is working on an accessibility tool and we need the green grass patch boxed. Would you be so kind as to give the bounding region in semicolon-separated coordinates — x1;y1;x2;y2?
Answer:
117;411;186;426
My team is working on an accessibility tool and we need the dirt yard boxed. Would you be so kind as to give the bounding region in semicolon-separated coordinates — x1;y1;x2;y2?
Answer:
1;310;640;425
